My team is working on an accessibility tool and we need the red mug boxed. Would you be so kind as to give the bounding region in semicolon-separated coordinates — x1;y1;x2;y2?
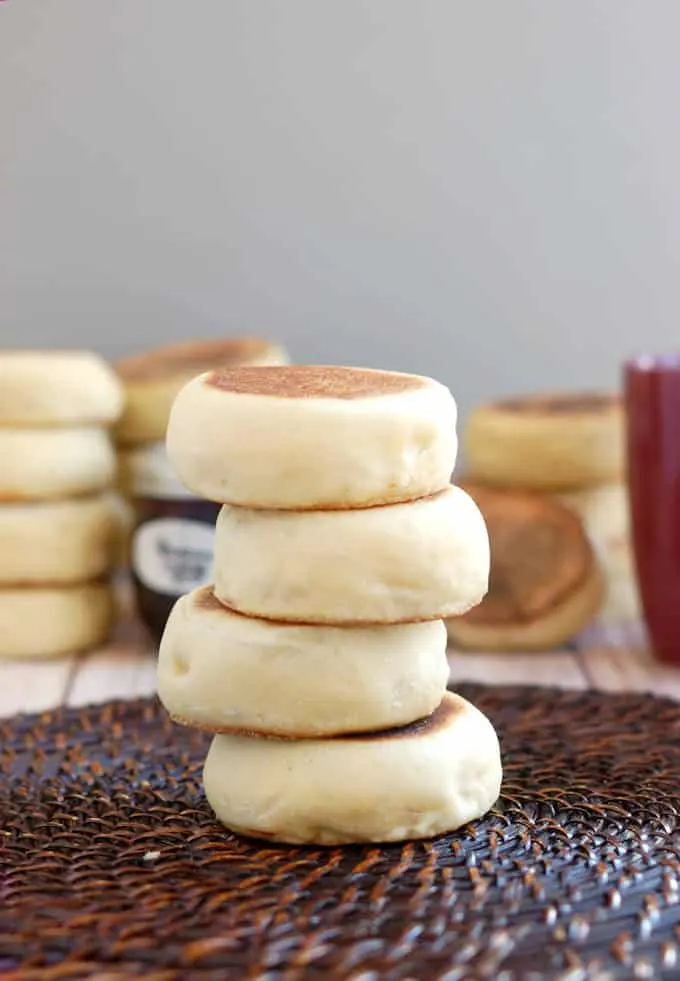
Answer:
625;355;680;664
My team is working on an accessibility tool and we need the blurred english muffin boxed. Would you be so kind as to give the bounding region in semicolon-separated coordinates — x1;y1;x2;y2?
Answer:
557;482;631;548
557;482;640;623
0;583;115;658
0;495;119;584
465;392;624;491
0;428;116;501
202;692;502;845
0;351;123;427
446;483;603;651
166;364;458;509
115;337;289;445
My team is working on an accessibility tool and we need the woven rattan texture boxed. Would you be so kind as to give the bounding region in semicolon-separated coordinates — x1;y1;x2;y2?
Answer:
1;684;679;981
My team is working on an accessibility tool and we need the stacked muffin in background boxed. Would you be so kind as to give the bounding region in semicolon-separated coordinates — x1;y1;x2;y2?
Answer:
114;337;289;494
557;481;639;626
157;364;502;846
0;352;124;658
449;392;637;653
112;338;289;641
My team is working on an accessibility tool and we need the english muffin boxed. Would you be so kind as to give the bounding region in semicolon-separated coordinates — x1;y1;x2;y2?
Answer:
213;485;489;624
0;495;119;584
166;364;458;509
158;586;449;737
446;483;603;651
203;692;502;845
0;583;115;658
465;392;624;491
0;350;123;427
0;428;116;501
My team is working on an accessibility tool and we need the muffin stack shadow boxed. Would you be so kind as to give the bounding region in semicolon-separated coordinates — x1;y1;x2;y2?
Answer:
0;351;124;658
157;364;502;846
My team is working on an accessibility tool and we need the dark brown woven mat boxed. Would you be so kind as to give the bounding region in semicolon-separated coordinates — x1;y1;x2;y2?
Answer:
2;684;680;981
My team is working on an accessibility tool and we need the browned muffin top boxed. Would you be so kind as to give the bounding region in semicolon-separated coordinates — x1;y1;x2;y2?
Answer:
207;364;427;400
491;392;620;416
117;338;279;381
458;483;595;627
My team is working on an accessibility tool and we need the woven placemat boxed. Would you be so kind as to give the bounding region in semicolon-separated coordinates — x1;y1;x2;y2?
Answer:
1;684;680;981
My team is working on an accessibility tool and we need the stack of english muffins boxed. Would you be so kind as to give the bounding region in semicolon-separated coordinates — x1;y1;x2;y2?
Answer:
157;364;502;846
448;392;637;653
0;352;124;658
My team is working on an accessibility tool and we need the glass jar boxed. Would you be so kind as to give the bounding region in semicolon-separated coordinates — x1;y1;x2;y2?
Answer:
124;442;219;645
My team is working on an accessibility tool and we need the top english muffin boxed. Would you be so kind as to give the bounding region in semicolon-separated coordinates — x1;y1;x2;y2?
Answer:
166;365;458;510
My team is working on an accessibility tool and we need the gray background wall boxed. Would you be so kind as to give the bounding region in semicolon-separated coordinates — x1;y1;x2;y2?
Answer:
2;1;680;419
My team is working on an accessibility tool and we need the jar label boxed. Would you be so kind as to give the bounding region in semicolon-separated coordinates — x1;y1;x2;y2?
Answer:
132;517;215;597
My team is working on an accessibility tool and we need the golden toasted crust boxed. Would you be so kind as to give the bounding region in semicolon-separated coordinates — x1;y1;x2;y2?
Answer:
192;586;301;624
0;488;105;504
0;574;110;589
457;482;595;627
208;490;449;518
214;597;469;628
447;565;603;653
347;695;458;741
116;338;280;382
195;581;459;626
172;694;457;741
490;392;621;418
206;364;426;400
192;584;226;613
201;490;446;514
